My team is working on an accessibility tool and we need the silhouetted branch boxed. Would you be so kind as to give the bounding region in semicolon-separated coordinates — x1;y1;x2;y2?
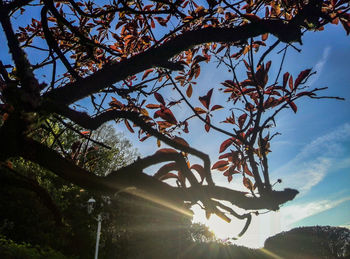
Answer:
44;19;303;105
18;138;298;213
46;105;214;185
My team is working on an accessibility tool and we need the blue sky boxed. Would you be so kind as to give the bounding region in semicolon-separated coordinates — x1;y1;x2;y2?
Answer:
187;24;350;247
124;23;350;247
1;6;349;249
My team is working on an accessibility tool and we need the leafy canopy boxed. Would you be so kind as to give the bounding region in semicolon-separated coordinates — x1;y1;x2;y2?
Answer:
0;0;348;237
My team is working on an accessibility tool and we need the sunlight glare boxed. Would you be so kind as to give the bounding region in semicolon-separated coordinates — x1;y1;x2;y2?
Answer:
192;205;284;249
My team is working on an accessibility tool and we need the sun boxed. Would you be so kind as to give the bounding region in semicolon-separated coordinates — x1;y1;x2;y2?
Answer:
203;213;243;240
192;205;266;248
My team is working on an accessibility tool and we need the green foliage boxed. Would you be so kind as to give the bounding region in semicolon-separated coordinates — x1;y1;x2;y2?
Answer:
189;223;216;243
0;122;139;258
0;235;74;259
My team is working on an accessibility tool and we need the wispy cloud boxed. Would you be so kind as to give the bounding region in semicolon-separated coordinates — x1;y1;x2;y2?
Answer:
294;123;350;160
281;196;350;228
339;223;350;230
272;123;350;195
309;46;331;86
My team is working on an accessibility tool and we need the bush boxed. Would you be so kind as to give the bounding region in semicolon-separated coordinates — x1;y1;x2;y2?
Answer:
0;235;75;259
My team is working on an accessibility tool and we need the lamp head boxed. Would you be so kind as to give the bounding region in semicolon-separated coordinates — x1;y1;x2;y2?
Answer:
87;197;96;214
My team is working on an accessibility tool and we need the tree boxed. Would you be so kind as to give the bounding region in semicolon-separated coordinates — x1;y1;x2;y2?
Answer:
0;0;348;240
264;226;350;258
0;121;139;257
189;223;216;243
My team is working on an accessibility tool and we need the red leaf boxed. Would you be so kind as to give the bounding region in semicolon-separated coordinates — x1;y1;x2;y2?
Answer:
283;72;289;88
194;5;205;15
155;107;177;124
265;61;272;72
243;59;250;70
154;93;166;105
217;165;229;171
194;107;207;114
296;91;316;97
288;75;294;91
238;113;247;129
190;164;205;181
140;135;150;142
157;121;173;129
150;18;155;28
243;177;254;190
183;121;189;133
173;136;189;147
211;105;223;111
146;104;161;109
219;152;233;159
156;148;178;154
219;138;233;153
47;16;57;22
242;13;261;22
154;16;168;27
212;160;229;170
109;45;119;52
199;88;213;109
222;112;235;124
205;114;210;132
154;162;177;179
262;33;268;41
243;164;253;177
295;69;311;87
124;119;134;133
186;84;193;97
289;101;298;113
142;69;154;80
224;166;240;182
193;55;207;64
109;97;124;109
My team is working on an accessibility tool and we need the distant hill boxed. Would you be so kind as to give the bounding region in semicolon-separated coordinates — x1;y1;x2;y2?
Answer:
180;226;350;259
264;226;350;259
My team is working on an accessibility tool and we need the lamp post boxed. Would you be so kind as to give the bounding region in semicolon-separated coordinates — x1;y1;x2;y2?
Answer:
87;197;102;259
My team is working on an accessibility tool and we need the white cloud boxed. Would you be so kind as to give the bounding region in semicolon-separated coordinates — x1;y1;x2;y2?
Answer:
280;196;350;229
272;123;350;195
308;46;331;86
294;123;350;160
339;223;350;230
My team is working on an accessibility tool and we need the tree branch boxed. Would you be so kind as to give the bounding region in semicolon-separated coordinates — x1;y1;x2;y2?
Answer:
18;137;298;213
0;10;39;98
44;105;214;185
44;19;302;105
181;186;299;211
41;6;80;79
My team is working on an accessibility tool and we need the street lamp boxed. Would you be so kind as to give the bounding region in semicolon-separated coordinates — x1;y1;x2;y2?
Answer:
87;197;102;259
87;197;96;214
